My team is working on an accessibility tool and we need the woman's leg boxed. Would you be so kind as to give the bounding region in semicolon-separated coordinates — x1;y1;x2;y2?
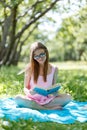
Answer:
44;94;72;108
15;95;49;110
15;94;72;110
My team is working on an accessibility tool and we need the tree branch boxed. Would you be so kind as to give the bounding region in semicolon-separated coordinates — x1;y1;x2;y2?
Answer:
0;0;11;9
15;0;60;39
21;24;38;44
17;0;44;20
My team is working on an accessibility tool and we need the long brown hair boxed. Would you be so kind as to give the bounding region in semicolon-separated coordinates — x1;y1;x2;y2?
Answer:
30;42;49;83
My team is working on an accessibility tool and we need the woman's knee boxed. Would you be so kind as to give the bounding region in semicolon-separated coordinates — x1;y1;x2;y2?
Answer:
66;93;72;101
62;93;72;106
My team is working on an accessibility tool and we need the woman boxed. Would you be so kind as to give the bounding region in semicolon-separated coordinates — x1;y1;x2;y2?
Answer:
15;42;71;109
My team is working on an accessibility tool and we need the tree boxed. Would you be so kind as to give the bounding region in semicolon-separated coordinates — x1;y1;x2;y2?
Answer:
53;5;87;61
0;0;59;66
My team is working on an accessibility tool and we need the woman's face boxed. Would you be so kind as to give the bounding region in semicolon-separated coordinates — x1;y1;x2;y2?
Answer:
33;49;46;65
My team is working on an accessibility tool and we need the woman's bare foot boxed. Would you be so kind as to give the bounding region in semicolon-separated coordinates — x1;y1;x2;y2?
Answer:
44;105;62;110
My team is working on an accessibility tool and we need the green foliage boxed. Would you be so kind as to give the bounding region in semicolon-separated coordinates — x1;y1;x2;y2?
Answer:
0;66;24;97
58;70;87;101
0;62;87;129
48;4;87;62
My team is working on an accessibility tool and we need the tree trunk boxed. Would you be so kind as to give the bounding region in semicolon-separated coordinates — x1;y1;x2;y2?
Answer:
0;0;59;67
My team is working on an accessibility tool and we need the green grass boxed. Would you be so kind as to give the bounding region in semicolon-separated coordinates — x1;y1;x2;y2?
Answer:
0;62;87;130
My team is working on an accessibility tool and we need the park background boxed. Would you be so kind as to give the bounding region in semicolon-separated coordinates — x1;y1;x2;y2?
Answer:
0;0;87;129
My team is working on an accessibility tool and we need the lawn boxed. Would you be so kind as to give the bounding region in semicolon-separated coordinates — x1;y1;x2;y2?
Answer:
0;61;87;130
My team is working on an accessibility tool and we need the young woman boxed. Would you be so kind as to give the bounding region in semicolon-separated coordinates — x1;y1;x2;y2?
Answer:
15;42;71;109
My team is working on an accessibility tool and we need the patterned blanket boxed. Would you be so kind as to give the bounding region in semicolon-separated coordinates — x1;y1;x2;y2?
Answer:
0;98;87;124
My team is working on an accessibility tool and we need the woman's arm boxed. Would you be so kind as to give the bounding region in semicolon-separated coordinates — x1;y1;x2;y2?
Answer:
52;66;59;96
52;66;58;85
24;65;31;95
24;65;36;95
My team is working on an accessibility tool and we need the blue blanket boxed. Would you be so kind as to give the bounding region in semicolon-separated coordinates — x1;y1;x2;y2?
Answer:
0;98;87;124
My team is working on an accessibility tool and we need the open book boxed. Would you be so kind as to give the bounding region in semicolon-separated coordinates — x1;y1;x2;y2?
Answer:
33;84;61;96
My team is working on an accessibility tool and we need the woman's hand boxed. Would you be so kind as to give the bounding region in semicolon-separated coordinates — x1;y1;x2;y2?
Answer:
24;87;36;95
52;92;58;96
24;87;30;95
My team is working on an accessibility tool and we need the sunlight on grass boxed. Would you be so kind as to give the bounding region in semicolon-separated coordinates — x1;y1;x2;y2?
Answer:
52;61;87;70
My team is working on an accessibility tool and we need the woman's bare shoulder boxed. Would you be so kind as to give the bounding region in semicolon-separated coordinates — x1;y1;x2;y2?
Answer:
50;63;58;70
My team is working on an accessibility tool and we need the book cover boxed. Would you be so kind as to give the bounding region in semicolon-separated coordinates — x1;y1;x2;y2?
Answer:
33;85;61;96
